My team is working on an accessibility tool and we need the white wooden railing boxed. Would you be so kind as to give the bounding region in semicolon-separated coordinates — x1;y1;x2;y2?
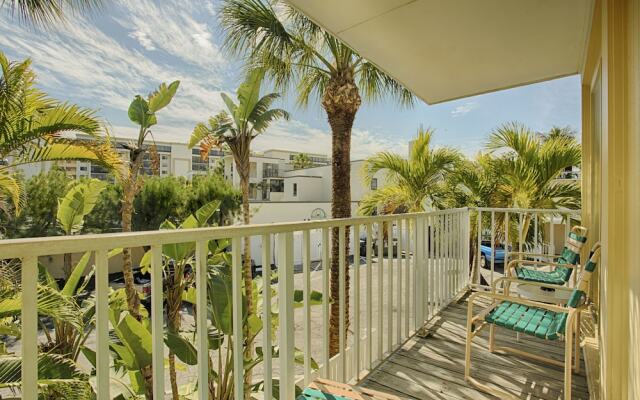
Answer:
471;207;582;290
3;207;588;399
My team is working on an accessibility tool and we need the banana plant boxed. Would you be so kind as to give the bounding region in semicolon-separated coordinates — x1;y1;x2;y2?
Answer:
180;263;321;400
57;179;107;277
0;248;121;398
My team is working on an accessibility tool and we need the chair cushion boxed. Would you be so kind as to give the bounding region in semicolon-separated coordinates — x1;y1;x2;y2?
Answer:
298;388;351;400
485;301;567;340
514;266;569;285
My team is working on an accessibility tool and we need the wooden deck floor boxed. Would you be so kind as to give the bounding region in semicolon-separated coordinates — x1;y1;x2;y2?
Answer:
358;293;590;400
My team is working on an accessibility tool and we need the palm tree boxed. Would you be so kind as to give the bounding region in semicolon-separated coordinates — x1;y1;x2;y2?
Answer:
219;0;414;355
0;50;122;217
359;128;461;216
2;0;102;26
487;122;581;241
188;68;288;391
119;81;179;320
292;152;312;169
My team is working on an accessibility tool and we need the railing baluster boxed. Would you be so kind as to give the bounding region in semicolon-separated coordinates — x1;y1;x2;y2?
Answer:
151;245;164;399
448;214;453;299
491;211;495;287
534;213;539;257
415;216;425;327
477;210;482;286
321;227;330;378
338;225;346;381
519;213;524;254
95;250;110;399
195;240;209;400
438;216;444;308
404;218;410;338
261;234;273;399
396;219;402;345
411;218;417;331
231;238;243;400
277;232;294;400
377;222;384;360
504;212;510;269
431;216;437;312
302;229;312;385
353;224;361;379
21;255;38;400
365;223;373;370
387;221;393;352
464;210;471;288
550;214;555;256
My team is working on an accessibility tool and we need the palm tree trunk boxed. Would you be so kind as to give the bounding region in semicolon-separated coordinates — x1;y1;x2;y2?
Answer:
167;275;183;400
121;149;154;398
322;73;361;357
236;159;254;398
121;151;144;319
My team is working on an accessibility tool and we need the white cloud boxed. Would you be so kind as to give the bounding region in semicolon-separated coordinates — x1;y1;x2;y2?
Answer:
115;0;225;69
129;30;156;51
0;0;230;142
450;102;477;117
251;120;408;159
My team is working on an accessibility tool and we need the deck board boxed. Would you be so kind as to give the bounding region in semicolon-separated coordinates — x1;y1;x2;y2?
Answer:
358;293;590;400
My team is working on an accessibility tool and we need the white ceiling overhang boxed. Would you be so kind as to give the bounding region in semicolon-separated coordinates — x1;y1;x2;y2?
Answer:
285;0;594;104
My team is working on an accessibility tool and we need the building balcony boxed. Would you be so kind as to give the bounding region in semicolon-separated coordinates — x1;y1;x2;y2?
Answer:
0;207;593;399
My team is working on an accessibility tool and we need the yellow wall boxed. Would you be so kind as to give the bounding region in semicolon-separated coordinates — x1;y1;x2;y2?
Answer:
581;0;640;398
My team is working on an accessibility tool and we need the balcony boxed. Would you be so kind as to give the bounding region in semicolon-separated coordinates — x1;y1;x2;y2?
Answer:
0;207;590;399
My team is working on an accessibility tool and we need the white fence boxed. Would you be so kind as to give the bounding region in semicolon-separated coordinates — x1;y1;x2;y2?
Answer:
5;207;587;399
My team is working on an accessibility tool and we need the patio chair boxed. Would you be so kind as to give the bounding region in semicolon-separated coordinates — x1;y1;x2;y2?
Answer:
465;243;601;400
297;378;401;400
504;226;588;289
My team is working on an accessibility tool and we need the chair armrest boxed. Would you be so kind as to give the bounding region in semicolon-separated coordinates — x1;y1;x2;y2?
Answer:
506;259;578;270
508;252;560;260
492;277;575;293
468;291;569;314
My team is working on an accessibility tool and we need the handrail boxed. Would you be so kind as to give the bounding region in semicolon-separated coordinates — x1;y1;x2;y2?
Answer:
0;208;468;258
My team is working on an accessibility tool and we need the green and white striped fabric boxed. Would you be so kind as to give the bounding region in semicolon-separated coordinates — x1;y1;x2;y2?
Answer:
486;245;600;340
514;229;588;285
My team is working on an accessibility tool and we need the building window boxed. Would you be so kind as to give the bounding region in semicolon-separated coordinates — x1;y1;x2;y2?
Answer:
270;179;284;193
293;183;298;197
263;163;279;178
370;178;378;190
79;166;87;171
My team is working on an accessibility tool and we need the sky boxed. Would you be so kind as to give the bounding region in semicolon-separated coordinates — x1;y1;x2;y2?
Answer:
0;0;581;159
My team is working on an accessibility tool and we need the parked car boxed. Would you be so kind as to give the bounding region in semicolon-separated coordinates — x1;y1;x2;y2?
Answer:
479;241;507;268
111;268;151;306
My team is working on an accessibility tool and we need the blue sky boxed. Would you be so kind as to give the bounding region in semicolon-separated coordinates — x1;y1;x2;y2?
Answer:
1;0;581;159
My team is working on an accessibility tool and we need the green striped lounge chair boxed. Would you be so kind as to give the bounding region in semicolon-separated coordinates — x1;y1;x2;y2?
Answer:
297;378;401;400
505;226;588;288
465;243;601;400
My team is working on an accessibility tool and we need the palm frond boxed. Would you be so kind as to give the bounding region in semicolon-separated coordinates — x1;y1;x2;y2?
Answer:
2;0;103;26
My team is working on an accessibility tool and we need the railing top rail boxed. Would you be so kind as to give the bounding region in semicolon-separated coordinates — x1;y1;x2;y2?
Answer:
470;207;581;214
0;208;470;258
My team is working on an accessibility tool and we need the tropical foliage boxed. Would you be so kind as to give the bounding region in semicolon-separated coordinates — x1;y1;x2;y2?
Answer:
0;50;122;217
291;153;312;169
119;80;179;328
2;0;102;26
219;0;414;356
359;128;461;216
189;68;288;392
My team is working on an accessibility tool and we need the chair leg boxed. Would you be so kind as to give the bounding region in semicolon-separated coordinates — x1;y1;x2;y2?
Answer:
565;321;573;400
489;325;495;352
465;327;472;379
574;312;581;374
